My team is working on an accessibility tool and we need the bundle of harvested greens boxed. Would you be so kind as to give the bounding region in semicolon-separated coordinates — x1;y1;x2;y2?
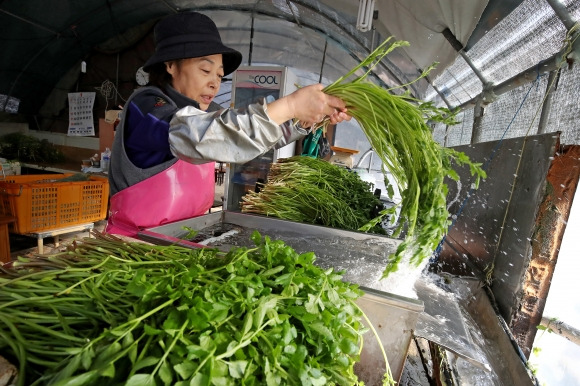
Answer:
0;233;392;386
241;156;386;233
322;38;486;277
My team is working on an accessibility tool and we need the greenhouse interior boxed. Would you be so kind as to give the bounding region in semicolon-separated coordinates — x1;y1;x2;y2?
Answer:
1;0;579;385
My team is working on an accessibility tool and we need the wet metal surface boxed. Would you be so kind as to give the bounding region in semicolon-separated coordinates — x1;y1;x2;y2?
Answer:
414;277;490;371
141;211;407;295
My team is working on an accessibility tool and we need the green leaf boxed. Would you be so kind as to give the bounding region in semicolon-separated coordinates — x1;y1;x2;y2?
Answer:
210;376;231;386
128;342;138;365
254;296;278;329
326;288;340;304
100;363;115;378
274;272;292;285
190;372;209;386
133;356;161;373
209;308;229;324
163;309;185;331
127;270;148;297
51;370;99;386
250;230;262;245
188;302;211;330
241;312;253;338
261;265;285;277
200;335;215;351
311;374;327;386
125;373;157;386
338;338;359;355
55;351;82;380
174;361;197;380
264;357;281;386
122;331;135;347
447;168;460;181
181;226;199;240
94;341;121;368
309;322;334;340
159;360;173;384
144;324;164;336
281;282;299;297
186;344;209;359
227;360;248;378
305;294;319;314
81;346;95;370
211;360;229;378
282;321;297;345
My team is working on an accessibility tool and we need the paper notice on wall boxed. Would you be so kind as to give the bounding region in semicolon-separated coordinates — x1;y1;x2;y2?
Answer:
68;92;95;136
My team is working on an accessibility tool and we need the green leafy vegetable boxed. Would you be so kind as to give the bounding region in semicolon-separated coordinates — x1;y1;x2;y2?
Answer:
241;156;387;234
0;232;392;385
323;38;486;277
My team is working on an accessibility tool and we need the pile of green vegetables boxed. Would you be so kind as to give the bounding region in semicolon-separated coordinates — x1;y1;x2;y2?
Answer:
322;39;485;276
250;38;485;278
0;232;392;386
241;156;385;234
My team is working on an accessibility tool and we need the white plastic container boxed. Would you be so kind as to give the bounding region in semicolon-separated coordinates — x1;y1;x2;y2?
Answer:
100;147;111;172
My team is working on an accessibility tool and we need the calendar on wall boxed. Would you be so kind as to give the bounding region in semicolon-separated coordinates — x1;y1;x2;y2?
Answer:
67;92;96;136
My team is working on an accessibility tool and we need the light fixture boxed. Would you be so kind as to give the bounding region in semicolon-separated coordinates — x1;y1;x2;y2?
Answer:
356;0;376;32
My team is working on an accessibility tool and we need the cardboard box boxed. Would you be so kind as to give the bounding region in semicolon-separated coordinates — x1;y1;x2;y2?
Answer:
329;146;359;169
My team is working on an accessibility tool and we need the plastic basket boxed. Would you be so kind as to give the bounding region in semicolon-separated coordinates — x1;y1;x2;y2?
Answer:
0;174;109;234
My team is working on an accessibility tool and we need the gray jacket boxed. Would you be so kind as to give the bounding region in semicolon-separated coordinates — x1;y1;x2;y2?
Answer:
109;86;308;195
169;94;309;164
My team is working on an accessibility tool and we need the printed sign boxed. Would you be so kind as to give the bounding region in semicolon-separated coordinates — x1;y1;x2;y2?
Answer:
235;69;283;90
68;92;95;136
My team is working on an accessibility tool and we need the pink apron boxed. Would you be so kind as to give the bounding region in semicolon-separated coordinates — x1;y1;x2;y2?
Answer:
105;160;215;237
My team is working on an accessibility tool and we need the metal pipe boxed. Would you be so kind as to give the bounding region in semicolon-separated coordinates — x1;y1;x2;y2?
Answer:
456;51;561;111
425;76;453;109
355;148;374;169
248;13;255;65
115;53;119;106
318;40;328;84
545;0;576;30
470;99;485;144
460;52;492;88
540;315;580;347
537;69;560;134
442;28;490;87
0;8;60;35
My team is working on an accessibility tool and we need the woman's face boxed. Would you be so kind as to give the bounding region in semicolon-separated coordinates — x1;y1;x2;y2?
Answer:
165;54;224;111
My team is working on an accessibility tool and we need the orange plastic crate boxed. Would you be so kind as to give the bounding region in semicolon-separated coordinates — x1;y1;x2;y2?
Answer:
0;174;109;234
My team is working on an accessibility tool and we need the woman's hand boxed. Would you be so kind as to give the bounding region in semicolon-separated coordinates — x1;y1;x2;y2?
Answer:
267;84;351;127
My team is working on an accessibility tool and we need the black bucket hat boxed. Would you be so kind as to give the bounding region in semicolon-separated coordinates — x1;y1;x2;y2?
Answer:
143;12;242;75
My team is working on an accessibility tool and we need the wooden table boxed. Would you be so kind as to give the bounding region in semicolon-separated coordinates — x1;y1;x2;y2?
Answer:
0;215;16;263
29;223;95;254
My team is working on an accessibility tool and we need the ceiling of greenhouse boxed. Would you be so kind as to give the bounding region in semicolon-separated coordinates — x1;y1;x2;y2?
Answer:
1;0;578;119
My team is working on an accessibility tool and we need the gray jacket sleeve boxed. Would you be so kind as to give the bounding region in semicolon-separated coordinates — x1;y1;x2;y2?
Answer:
168;98;309;164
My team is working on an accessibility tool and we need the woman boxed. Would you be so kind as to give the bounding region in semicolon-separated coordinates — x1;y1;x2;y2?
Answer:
106;11;350;236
